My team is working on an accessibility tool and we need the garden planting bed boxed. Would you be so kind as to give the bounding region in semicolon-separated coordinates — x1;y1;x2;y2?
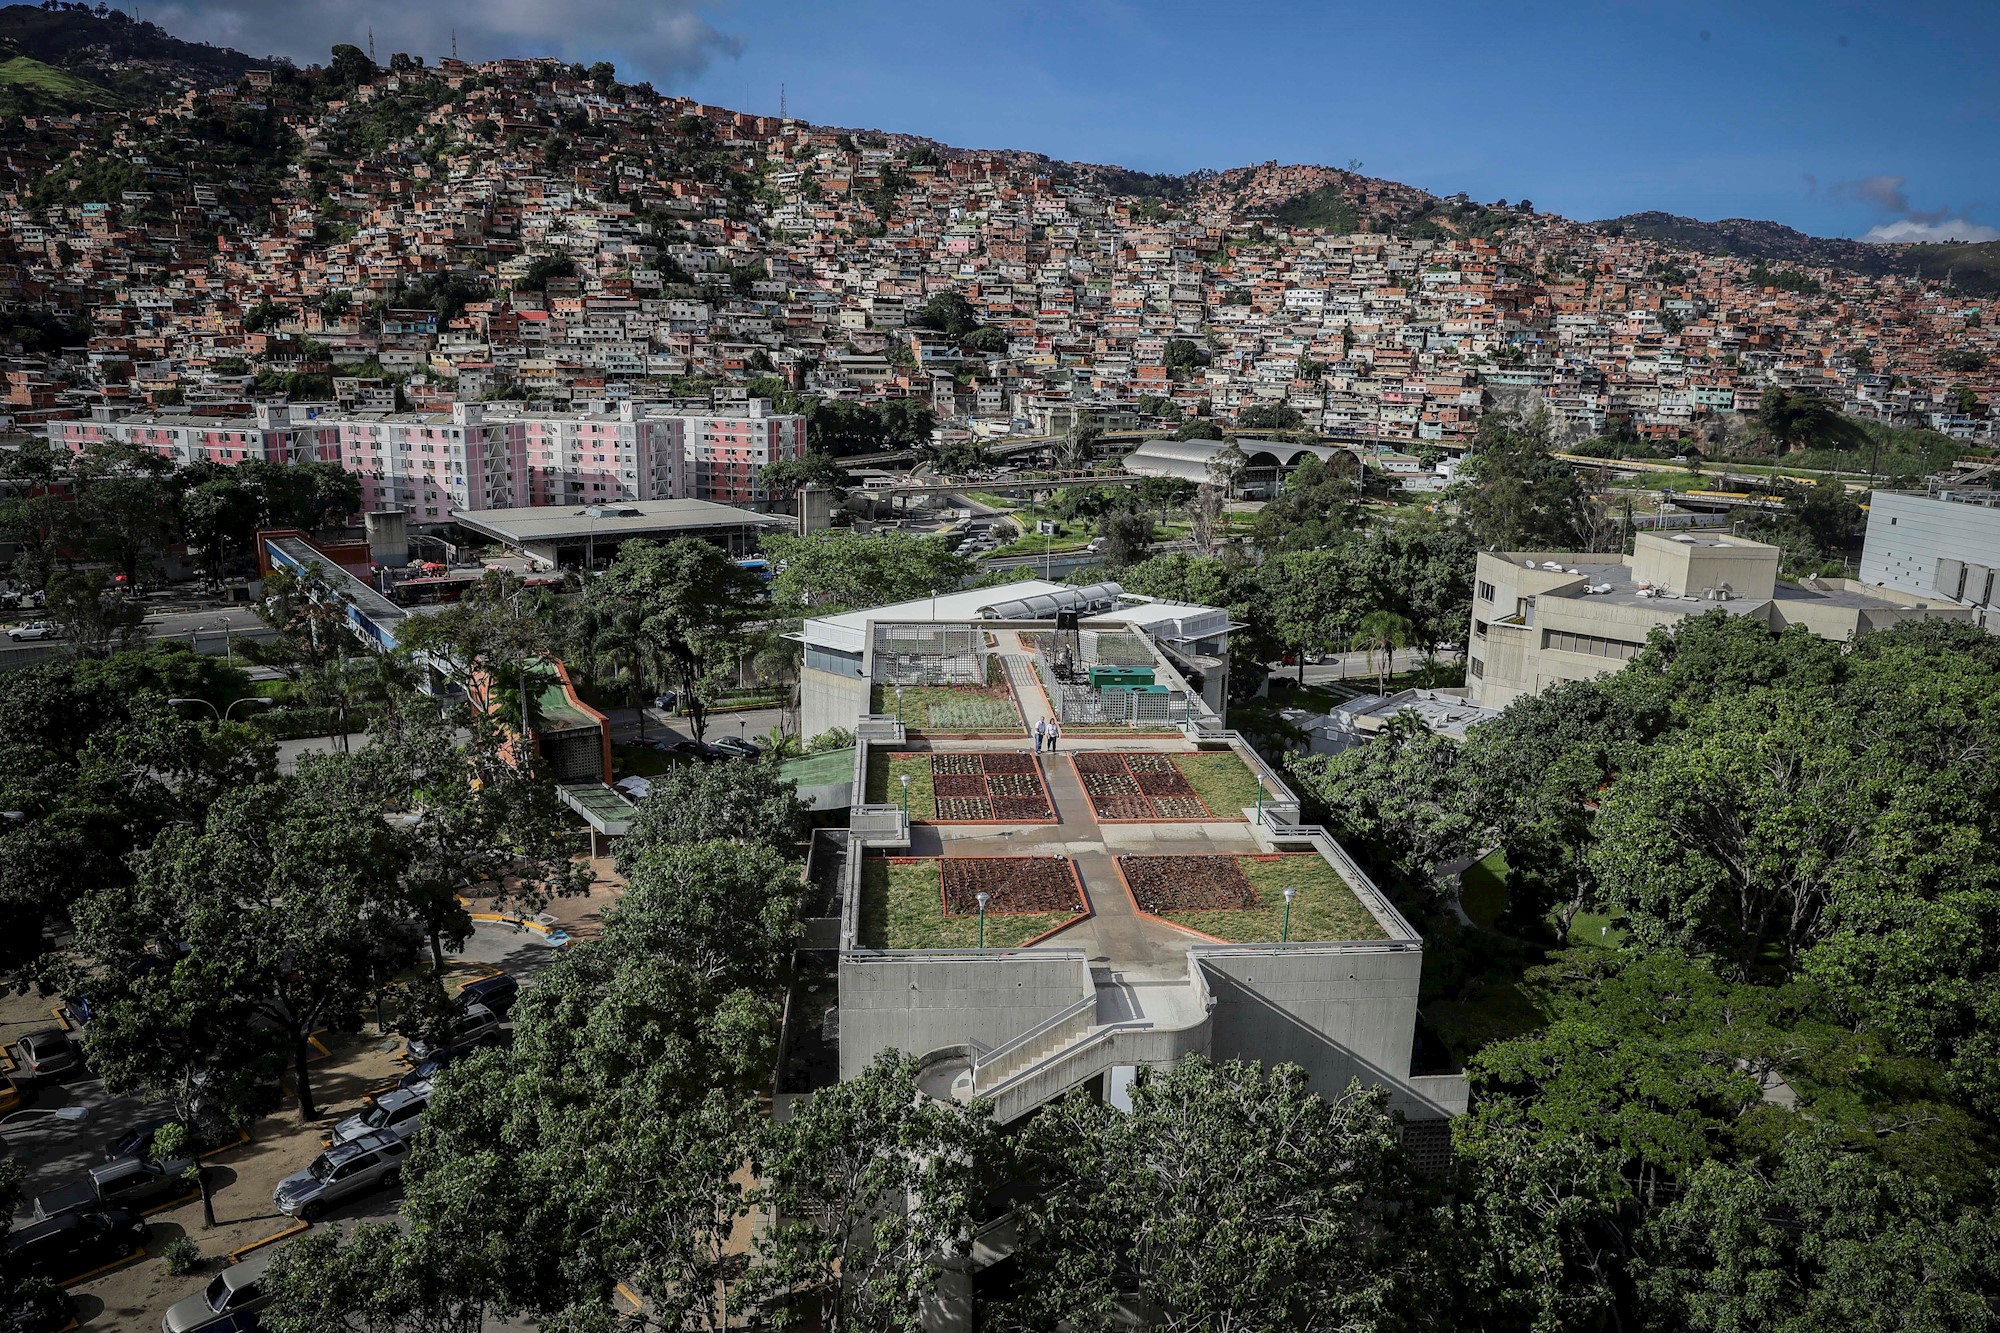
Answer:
870;680;1022;735
868;751;1054;822
1115;853;1388;943
858;856;1089;950
1070;751;1255;821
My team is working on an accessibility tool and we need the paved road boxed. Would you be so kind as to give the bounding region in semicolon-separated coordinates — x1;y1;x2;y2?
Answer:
0;606;276;670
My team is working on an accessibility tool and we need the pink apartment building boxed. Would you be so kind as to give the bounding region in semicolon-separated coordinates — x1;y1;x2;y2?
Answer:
51;398;808;522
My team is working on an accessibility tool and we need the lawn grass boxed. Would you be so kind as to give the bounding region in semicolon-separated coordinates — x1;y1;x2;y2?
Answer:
871;682;1022;734
1174;750;1266;818
1158;853;1387;943
1567;911;1627;950
856;859;1083;950
1459;849;1509;931
863;751;936;819
1425;982;1548;1063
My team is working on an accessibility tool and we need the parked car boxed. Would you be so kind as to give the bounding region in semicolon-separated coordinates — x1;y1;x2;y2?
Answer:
4;1209;146;1283
13;1029;82;1081
326;1083;429;1149
103;1116;233;1163
712;735;762;760
5;621;56;641
162;1254;275;1333
457;973;519;1017
664;739;725;764
398;1048;461;1090
651;690;679;712
405;1001;502;1064
614;775;652;801
272;1131;409;1220
33;1153;197;1221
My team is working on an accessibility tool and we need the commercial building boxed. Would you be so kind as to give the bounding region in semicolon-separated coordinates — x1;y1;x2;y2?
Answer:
1859;489;2000;629
50;398;807;524
454;498;791;568
1468;531;1970;708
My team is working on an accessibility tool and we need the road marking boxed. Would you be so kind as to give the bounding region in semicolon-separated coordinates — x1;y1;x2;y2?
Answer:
227;1218;309;1263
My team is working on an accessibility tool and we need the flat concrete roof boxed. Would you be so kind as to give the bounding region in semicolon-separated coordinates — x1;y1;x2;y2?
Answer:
455;499;789;543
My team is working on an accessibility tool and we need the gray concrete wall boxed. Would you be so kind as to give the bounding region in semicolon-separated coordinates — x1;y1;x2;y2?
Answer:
1200;945;1457;1117
802;664;871;741
1861;491;2000;600
836;952;1094;1081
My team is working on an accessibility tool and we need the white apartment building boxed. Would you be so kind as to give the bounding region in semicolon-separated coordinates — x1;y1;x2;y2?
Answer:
51;398;808;523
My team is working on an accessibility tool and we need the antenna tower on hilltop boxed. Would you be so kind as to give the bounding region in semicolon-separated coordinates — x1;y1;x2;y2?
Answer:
781;83;786;118
368;27;376;62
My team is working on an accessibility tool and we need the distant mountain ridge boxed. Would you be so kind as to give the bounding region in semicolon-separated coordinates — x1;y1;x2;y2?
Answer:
1599;210;2000;295
0;2;264;110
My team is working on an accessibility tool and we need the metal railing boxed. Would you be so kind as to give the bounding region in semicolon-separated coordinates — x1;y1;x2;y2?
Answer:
970;994;1096;1089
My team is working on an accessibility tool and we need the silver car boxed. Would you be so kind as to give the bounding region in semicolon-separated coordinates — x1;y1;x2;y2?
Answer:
162;1253;273;1333
326;1082;429;1148
271;1130;408;1220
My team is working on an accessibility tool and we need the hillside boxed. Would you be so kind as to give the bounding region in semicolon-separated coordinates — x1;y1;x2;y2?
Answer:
0;2;263;107
1599;210;2000;295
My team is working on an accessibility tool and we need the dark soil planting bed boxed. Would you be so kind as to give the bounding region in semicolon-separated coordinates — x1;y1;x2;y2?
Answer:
1070;751;1255;821
1116;853;1388;943
941;857;1086;915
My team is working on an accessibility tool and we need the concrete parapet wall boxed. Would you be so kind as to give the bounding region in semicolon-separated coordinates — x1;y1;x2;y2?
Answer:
836;950;1093;1082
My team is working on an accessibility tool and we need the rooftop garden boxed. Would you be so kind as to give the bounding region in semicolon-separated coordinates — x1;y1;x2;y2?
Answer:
857;856;1089;950
1117;853;1386;943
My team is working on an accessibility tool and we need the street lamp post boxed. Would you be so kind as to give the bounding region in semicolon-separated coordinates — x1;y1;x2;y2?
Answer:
976;890;990;949
900;772;911;822
168;696;275;723
1281;887;1296;944
1254;778;1265;827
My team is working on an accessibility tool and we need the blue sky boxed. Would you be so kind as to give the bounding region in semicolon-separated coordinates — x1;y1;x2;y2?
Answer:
165;0;2000;241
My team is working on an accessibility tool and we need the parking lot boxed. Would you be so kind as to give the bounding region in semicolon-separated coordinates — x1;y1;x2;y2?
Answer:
3;883;615;1332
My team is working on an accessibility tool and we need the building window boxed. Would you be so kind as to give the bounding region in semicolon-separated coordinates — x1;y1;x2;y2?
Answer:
1468;656;1484;678
1542;629;1642;661
1477;581;1495;603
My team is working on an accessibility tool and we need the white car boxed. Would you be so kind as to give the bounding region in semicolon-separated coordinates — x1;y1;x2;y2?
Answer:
5;621;56;641
615;776;652;801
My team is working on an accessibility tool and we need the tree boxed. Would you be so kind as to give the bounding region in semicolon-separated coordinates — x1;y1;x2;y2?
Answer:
1286;712;1481;894
1163;337;1208;372
1004;1058;1415;1333
42;569;145;658
618;757;804;868
764;529;968;616
1134;475;1195;524
1253;454;1362;551
761;450;846;507
76;949;281;1227
80;776;415;1119
587;539;760;741
1451;410;1609;551
1097;508;1155;568
750;1051;994;1333
1238;402;1304;432
1265;547;1357;680
612;840;806;991
912;291;980;339
334;693;594;966
1350;608;1413;694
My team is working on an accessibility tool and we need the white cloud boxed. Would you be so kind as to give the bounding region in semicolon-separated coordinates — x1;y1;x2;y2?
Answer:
151;0;743;87
1861;217;2000;244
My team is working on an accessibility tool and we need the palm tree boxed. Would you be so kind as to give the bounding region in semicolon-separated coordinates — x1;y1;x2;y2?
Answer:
1349;610;1413;697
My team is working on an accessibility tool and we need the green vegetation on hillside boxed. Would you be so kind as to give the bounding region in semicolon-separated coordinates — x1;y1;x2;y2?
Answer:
1273;183;1359;232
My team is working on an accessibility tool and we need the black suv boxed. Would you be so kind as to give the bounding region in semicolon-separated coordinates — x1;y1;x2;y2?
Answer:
6;1209;147;1282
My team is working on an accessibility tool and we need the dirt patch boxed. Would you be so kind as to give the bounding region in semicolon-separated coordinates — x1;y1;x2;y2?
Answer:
1120;855;1260;912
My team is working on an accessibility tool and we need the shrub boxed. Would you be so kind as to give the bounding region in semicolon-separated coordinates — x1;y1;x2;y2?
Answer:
162;1236;203;1276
